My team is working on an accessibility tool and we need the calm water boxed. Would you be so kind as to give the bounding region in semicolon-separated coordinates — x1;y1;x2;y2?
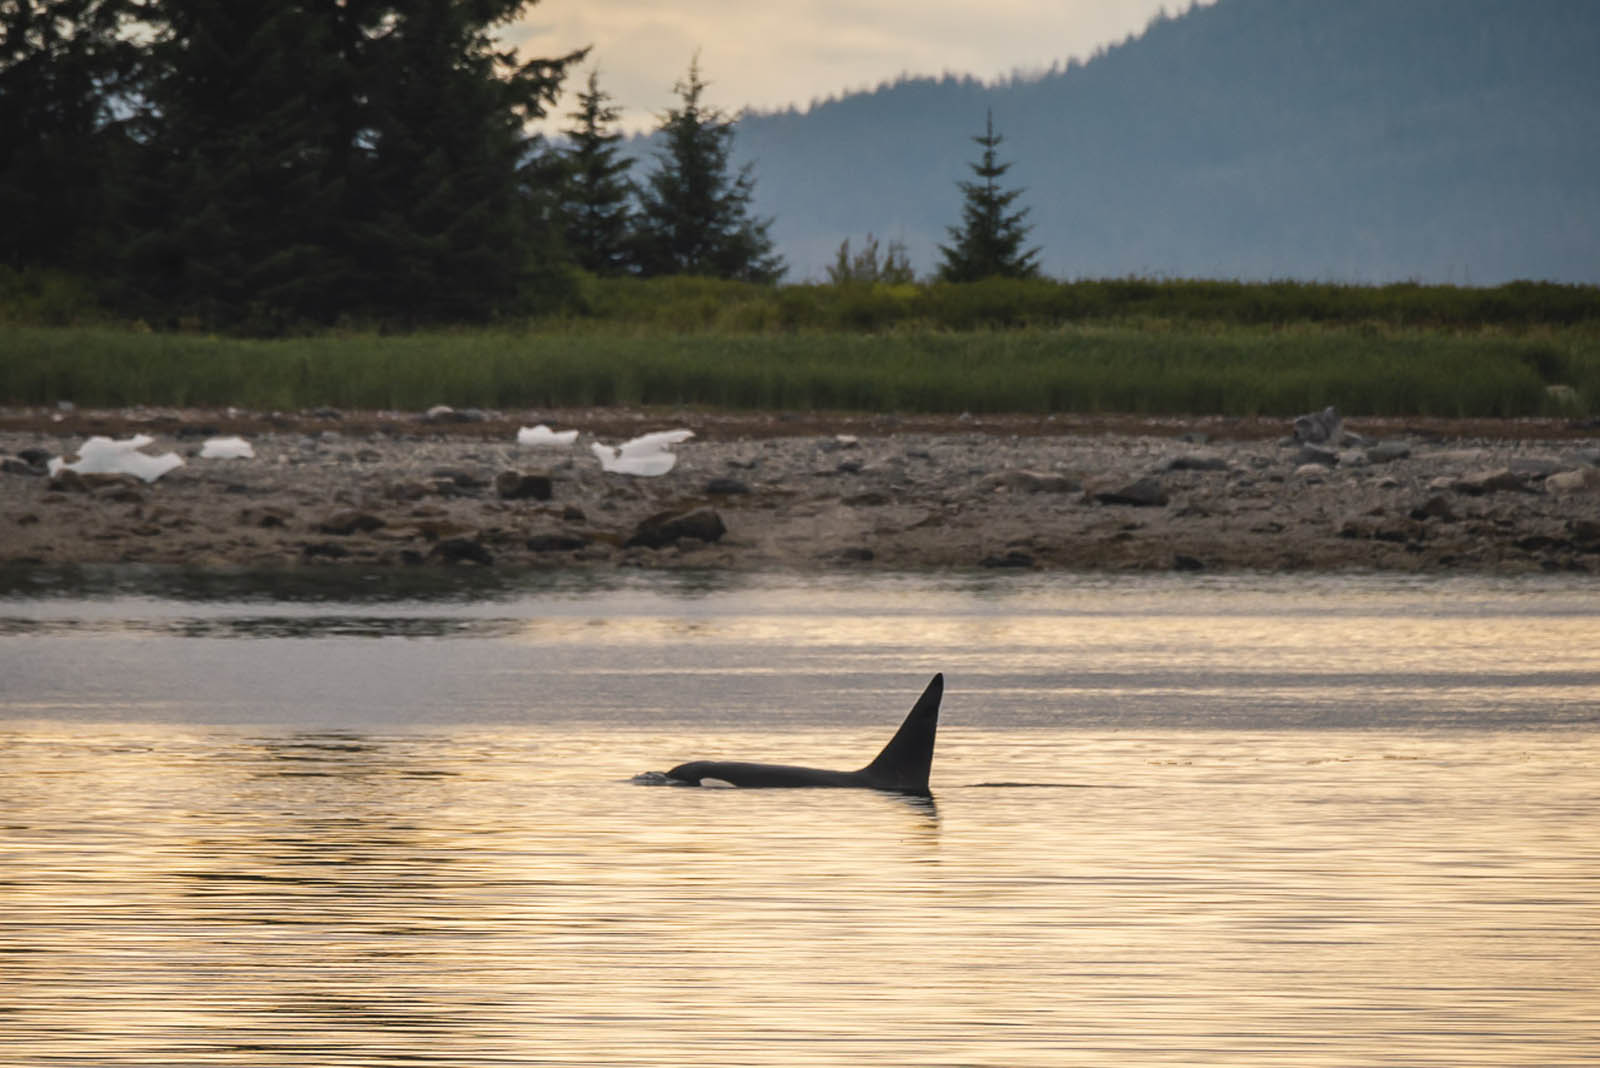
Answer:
2;568;1597;1066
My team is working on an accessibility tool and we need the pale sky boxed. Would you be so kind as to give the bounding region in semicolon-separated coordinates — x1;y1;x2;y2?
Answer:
510;1;1216;133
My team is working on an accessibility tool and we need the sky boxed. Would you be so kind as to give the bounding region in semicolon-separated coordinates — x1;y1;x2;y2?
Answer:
509;1;1216;133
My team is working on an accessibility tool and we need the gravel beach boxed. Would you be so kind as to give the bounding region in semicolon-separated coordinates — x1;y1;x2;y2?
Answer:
3;406;1598;573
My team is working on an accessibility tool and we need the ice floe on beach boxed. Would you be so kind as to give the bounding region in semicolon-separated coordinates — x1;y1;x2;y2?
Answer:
516;424;579;447
591;429;693;477
48;435;184;482
199;436;255;459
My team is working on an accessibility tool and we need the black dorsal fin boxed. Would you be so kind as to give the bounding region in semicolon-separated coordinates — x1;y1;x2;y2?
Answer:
860;673;942;794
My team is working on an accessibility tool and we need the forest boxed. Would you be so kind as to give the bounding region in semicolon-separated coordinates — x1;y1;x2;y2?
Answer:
0;0;790;332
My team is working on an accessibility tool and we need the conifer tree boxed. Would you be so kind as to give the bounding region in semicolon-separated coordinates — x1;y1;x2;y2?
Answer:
0;0;140;273
120;0;582;329
632;56;783;283
936;110;1040;282
559;69;635;276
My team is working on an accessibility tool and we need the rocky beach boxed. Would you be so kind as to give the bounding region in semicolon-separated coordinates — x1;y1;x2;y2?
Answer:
3;406;1598;574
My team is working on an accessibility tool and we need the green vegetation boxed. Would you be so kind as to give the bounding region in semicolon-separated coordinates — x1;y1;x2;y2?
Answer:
5;272;1597;419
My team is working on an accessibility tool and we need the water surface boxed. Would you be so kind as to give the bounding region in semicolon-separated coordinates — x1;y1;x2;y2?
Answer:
2;569;1597;1065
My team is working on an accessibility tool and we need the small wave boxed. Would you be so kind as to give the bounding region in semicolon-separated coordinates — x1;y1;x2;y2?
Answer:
966;782;1126;789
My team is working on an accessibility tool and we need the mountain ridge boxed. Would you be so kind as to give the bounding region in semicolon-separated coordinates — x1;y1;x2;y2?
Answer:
713;0;1600;283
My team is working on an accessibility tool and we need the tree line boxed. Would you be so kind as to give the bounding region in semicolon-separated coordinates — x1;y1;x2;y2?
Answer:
1;0;1040;332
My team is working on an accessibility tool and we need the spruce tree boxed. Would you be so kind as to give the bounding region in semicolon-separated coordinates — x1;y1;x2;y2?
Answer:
632;56;783;283
559;69;635;276
119;0;581;329
0;0;140;274
936;110;1040;282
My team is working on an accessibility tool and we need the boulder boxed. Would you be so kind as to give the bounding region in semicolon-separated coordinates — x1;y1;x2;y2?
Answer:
526;532;589;552
1003;470;1081;493
1545;467;1600;495
1164;455;1228;472
318;511;386;536
980;550;1035;568
1452;468;1528;495
1093;476;1168;507
495;471;553;500
1293;405;1342;444
1295;444;1339;467
1409;495;1457;522
429;537;494;565
626;506;727;549
2;457;46;477
1365;441;1411;464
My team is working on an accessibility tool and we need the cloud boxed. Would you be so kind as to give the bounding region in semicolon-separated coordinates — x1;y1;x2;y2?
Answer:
516;0;1215;132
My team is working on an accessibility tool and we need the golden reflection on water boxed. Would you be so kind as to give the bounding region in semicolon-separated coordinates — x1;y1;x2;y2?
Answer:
3;725;1597;1066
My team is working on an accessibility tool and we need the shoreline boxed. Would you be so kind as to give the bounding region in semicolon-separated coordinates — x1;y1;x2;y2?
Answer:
3;406;1599;574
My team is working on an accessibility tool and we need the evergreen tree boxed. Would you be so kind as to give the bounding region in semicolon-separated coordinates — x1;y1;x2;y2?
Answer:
559;69;634;275
119;0;582;329
633;56;783;283
936;110;1040;282
0;0;140;273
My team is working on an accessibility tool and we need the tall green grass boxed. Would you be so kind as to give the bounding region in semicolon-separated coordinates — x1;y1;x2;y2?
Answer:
5;322;1595;417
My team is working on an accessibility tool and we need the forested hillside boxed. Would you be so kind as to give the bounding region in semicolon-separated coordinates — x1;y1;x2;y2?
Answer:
729;0;1600;283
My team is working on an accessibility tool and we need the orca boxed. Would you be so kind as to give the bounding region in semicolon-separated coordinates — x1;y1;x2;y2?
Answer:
665;673;942;796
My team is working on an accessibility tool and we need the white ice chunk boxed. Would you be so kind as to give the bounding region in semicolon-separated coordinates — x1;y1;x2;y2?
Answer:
591;428;694;477
49;435;185;482
517;424;579;447
199;435;255;459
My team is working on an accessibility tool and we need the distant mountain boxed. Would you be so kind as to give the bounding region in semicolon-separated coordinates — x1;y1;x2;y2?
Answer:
720;0;1600;283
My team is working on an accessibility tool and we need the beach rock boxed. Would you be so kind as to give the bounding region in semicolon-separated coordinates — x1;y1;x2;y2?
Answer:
1545;467;1600;495
429;536;493;565
706;477;751;495
318;511;386;536
421;405;487;424
626;506;726;549
1365;441;1412;464
1452;468;1528;495
1293;464;1329;481
385;480;430;501
1509;457;1564;479
17;447;52;466
1172;553;1205;571
47;470;89;493
844;491;892;507
495;471;553;500
1164;455;1228;472
526;532;589;552
2;457;46;476
1293;406;1342;444
1409;495;1457;522
430;468;487;489
1568;518;1600;546
1003;470;1081;493
301;541;350;559
1093;476;1168;507
980;549;1035;568
1296;444;1339;467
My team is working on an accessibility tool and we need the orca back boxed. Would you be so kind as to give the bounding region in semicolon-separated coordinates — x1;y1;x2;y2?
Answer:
859;673;942;795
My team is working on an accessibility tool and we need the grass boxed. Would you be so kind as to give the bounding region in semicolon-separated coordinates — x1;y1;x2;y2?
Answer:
4;319;1597;418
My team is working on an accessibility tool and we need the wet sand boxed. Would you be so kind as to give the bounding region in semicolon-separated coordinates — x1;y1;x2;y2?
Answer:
3;406;1598;573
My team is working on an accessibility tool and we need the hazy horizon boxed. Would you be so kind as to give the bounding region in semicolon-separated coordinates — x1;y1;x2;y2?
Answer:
514;0;1217;133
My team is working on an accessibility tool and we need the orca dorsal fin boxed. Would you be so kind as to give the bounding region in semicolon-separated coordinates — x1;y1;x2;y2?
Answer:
860;673;942;794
